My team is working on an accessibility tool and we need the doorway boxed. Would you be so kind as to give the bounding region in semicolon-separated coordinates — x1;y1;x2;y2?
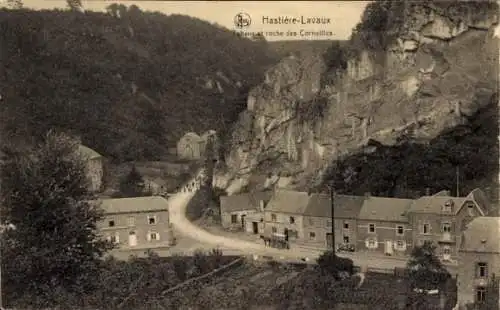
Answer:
252;222;259;234
241;214;246;229
384;240;393;256
326;233;333;249
129;231;137;247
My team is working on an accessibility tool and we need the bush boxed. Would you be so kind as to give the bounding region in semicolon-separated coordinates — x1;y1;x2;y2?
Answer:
316;251;355;280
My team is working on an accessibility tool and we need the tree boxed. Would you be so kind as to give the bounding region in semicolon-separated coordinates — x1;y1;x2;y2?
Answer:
407;241;451;292
6;0;23;9
66;0;84;12
316;250;354;280
119;165;146;197
0;131;114;308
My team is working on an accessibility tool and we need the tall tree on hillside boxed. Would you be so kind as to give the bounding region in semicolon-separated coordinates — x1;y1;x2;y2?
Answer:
119;165;146;197
0;131;114;307
66;0;84;12
6;0;23;9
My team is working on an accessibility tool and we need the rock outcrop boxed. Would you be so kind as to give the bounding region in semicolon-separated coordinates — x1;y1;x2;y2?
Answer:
222;1;499;193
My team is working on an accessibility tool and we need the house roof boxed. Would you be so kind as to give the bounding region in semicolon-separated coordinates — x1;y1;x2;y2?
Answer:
408;196;467;215
408;188;486;216
99;196;168;214
358;196;414;222
220;190;273;213
78;145;102;160
467;188;490;215
303;194;366;219
180;132;202;142
265;190;310;215
460;217;500;253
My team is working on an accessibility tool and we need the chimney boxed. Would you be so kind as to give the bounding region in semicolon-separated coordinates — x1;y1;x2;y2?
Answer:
364;192;371;197
425;188;431;196
485;187;493;203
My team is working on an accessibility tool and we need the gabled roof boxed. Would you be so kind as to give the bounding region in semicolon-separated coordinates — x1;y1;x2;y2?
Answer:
180;132;202;142
466;188;490;215
408;189;486;216
303;194;366;219
264;190;310;215
99;196;168;214
220;190;273;213
408;196;467;215
460;217;500;253
358;196;414;222
78;145;102;160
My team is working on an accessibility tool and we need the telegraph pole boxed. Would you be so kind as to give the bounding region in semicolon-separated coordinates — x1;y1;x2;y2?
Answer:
330;181;335;253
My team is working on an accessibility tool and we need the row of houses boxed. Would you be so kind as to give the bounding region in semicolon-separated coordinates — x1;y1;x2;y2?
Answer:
220;188;492;262
221;188;500;308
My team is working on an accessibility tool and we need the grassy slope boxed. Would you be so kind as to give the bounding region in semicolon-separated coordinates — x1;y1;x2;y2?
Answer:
0;8;280;162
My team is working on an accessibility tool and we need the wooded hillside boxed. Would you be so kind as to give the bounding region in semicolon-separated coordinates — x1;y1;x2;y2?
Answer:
0;6;279;162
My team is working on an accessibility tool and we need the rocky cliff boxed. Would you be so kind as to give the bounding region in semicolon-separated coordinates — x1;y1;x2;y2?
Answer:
220;1;499;195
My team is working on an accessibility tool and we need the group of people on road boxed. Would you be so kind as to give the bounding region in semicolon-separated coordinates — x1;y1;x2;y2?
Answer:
260;235;290;249
180;175;206;193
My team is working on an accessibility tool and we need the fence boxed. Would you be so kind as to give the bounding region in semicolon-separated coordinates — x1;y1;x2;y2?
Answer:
160;256;246;296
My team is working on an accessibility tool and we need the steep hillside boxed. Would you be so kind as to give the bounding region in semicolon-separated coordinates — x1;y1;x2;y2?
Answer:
0;6;280;162
222;1;499;199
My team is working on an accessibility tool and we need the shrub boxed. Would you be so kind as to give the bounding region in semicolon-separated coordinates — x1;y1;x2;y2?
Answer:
316;250;355;280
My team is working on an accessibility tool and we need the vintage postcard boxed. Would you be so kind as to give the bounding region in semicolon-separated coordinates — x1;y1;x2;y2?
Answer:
0;1;498;309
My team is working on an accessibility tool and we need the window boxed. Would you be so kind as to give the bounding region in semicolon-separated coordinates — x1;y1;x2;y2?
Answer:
368;224;375;233
148;232;160;241
271;227;277;233
343;236;349;244
308;218;314;225
231;214;238;224
476;287;486;303
108;220;115;227
148;215;157;225
309;232;316;240
343;221;349;229
271;214;277;222
110;233;119;244
442;200;453;212
477;262;488;278
423;223;430;234
443;246;451;255
396;225;404;236
326;220;332;227
289;216;295;224
468;204;475;216
127;217;135;227
442;222;451;233
396;240;405;249
368;239;377;248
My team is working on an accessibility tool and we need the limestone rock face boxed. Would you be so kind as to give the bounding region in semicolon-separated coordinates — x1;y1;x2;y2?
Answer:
222;2;498;192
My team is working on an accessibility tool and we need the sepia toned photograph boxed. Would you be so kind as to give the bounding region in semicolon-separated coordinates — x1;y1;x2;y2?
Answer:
0;0;498;309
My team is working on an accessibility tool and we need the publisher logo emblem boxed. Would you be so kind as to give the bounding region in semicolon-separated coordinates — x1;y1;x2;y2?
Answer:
234;12;251;29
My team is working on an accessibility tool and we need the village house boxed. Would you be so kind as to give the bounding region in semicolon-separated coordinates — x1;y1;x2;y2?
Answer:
77;144;103;192
220;190;273;232
262;190;311;245
357;194;414;256
406;189;488;263
97;196;173;250
300;193;366;251
457;216;500;310
177;132;204;160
